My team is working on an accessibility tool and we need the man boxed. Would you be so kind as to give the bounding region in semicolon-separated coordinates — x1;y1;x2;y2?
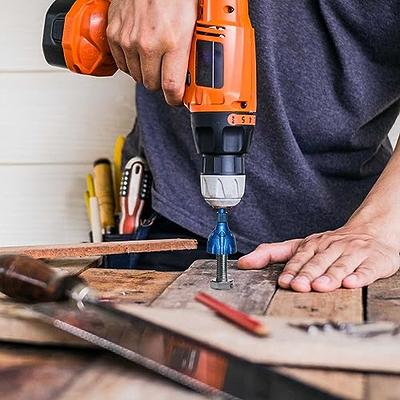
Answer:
106;0;400;292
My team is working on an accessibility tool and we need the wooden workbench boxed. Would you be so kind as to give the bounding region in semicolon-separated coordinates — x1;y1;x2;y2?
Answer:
0;258;399;400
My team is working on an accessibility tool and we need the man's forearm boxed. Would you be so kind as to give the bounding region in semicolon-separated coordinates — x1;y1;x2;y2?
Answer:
238;133;400;292
348;139;400;249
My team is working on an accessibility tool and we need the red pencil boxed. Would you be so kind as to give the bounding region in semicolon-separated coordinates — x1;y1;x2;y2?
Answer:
195;291;268;337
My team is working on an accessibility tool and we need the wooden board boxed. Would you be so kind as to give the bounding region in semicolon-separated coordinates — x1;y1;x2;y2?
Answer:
367;271;400;323
366;374;400;400
0;345;204;400
267;288;364;399
155;260;364;399
0;239;198;259
0;345;95;400
82;268;180;303
268;288;363;323
277;368;365;400
43;257;101;274
0;264;178;346
4;295;394;376
153;260;280;314
56;355;204;400
118;304;400;373
366;271;400;398
0;258;399;399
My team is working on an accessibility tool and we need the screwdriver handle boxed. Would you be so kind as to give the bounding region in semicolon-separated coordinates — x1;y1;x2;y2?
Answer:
0;255;85;302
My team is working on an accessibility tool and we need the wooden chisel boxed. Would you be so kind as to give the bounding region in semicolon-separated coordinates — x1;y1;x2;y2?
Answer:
93;159;116;234
0;255;332;400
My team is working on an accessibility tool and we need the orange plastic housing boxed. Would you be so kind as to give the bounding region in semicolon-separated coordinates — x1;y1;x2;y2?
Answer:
183;0;257;115
63;0;117;76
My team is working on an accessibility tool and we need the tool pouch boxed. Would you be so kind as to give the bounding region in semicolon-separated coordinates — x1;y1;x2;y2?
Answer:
101;212;157;269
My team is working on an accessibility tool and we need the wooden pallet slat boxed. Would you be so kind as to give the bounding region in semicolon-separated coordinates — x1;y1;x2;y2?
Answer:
153;260;281;314
367;271;400;323
366;271;400;399
267;285;364;399
268;287;363;322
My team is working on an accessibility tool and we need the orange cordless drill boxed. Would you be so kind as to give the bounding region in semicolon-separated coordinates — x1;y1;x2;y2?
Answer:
43;0;257;289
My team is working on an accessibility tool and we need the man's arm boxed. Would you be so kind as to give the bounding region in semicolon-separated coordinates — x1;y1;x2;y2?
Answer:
238;136;400;292
106;0;197;105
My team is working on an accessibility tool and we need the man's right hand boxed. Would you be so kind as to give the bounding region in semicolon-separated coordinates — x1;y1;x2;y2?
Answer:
107;0;197;105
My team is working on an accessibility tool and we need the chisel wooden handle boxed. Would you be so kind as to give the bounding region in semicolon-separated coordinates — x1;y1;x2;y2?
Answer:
93;159;116;233
0;255;84;302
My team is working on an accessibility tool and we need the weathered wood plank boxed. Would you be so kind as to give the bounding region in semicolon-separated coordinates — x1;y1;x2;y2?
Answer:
117;305;400;373
366;374;400;400
0;345;94;400
278;368;365;400
267;287;364;399
56;355;205;400
82;269;179;303
153;260;280;314
0;344;205;400
367;271;400;323
366;271;400;399
268;288;363;323
0;268;178;346
44;257;101;275
0;239;198;259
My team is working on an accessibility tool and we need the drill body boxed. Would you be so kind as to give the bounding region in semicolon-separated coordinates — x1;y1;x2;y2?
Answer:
183;0;257;210
43;0;257;289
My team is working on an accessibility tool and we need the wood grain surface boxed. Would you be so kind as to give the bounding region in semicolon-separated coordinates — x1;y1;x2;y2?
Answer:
153;260;280;314
0;265;178;345
0;258;399;400
268;287;364;399
367;271;400;323
366;271;400;399
0;345;204;400
155;261;362;399
268;287;363;323
0;239;198;259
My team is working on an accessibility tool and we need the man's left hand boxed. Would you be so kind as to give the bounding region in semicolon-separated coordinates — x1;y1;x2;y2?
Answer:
238;224;400;292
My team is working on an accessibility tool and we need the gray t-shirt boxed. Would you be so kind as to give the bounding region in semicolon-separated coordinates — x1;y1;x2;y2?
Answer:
125;0;400;254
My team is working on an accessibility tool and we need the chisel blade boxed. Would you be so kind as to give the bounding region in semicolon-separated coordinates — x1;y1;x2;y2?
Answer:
30;300;337;400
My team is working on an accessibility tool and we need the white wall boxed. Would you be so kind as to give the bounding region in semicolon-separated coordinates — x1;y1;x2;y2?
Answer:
389;115;400;147
0;1;135;246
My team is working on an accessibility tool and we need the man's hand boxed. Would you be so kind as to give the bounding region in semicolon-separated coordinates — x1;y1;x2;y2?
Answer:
238;224;400;292
107;0;197;105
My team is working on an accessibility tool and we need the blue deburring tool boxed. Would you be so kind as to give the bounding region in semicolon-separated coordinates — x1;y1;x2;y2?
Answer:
207;209;237;290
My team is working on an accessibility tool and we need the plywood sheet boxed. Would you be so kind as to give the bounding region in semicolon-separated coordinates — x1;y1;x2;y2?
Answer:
0;239;198;259
118;304;400;374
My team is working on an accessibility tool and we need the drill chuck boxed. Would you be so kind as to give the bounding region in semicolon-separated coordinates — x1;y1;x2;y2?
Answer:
200;175;245;208
191;111;253;208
